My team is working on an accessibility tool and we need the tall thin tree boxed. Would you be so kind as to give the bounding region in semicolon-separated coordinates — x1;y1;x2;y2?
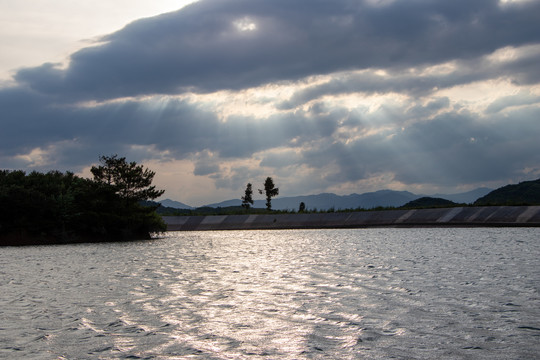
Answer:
241;183;254;209
259;177;279;210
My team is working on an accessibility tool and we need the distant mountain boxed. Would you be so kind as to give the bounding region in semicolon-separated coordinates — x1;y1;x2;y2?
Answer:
432;187;492;204
205;190;420;211
158;199;193;209
170;187;492;212
203;199;243;208
474;178;540;206
354;190;419;209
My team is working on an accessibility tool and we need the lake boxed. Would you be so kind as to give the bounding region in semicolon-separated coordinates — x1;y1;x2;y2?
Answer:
1;228;539;359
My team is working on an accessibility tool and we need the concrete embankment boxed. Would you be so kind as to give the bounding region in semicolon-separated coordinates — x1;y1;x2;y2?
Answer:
163;206;540;231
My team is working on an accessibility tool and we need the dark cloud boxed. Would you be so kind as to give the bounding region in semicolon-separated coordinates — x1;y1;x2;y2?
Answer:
3;80;538;189
12;0;540;100
499;45;540;85
485;90;540;114
406;97;451;119
0;88;342;171
277;69;465;109
278;47;540;109
0;90;213;161
297;106;540;187
193;162;220;176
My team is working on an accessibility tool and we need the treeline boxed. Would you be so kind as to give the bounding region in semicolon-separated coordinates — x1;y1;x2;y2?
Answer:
0;156;166;246
152;204;296;216
156;204;461;216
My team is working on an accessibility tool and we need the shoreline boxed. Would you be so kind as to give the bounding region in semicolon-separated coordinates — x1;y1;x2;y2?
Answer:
163;205;540;231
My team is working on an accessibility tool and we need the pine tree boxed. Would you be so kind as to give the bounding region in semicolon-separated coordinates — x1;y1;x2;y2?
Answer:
91;155;164;202
241;183;254;209
259;177;279;210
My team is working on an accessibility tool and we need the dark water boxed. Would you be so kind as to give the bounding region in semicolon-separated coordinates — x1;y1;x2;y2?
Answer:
1;228;539;359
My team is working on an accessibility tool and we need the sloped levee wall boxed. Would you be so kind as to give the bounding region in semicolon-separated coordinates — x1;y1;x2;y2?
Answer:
163;206;540;231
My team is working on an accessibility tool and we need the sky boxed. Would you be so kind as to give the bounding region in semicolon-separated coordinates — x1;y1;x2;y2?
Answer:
1;0;540;207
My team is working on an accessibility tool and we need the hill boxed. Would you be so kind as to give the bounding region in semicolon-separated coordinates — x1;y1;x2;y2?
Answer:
401;197;459;209
474;178;540;206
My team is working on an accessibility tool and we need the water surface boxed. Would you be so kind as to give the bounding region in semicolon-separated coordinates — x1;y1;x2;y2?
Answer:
1;228;539;359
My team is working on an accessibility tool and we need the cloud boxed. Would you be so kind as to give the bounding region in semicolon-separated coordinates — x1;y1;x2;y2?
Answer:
279;44;540;109
485;90;540;113
302;105;540;186
0;89;341;171
11;0;540;101
193;162;221;176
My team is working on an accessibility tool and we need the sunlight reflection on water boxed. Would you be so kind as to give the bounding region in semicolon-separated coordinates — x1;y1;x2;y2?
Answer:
0;228;539;359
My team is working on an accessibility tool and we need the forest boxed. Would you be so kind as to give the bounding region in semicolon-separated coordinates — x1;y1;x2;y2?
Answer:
0;156;166;246
474;178;540;206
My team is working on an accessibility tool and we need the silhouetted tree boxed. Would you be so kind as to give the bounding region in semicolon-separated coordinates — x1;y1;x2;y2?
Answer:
259;177;279;210
298;202;306;213
1;156;167;245
91;155;165;202
241;183;254;209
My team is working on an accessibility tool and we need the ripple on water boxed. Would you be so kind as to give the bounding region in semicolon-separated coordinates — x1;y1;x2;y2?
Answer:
0;228;539;359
